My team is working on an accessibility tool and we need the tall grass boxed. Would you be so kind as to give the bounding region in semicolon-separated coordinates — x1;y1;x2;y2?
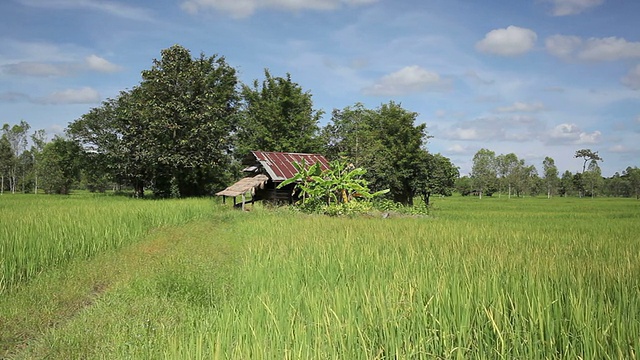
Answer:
0;194;215;293
3;196;639;359
162;197;640;359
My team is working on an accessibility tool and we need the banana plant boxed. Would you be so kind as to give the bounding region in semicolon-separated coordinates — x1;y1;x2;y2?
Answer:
278;159;389;207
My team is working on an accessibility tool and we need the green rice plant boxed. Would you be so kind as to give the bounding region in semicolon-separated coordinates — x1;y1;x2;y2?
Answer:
0;194;216;293
3;196;639;359
160;197;640;359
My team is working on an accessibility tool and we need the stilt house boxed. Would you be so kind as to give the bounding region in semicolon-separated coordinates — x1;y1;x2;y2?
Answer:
216;151;329;209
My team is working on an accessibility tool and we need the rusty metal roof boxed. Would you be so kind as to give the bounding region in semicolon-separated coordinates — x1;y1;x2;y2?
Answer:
252;151;329;182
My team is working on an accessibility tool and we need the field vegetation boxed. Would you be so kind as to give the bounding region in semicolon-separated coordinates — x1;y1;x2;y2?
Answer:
1;194;639;359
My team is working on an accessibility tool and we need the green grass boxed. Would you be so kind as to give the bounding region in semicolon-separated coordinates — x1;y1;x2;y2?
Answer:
1;195;639;359
0;193;216;293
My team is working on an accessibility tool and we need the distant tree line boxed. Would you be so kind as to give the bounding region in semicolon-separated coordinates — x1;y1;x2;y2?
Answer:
1;45;458;205
457;148;640;199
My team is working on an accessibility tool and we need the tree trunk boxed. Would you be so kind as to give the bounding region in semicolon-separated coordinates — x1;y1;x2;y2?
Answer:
422;192;431;206
133;179;144;198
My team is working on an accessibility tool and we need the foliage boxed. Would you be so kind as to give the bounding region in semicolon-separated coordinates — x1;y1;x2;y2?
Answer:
582;159;604;197
322;101;430;205
495;152;519;197
236;70;323;157
542;156;559;198
30;129;47;194
68;45;239;198
625;166;640;199
320;103;369;164
278;159;388;215
574;148;603;173
39;136;83;195
455;175;473;196
471;148;497;199
412;150;459;206
0;134;14;194
559;170;574;196
2;121;30;194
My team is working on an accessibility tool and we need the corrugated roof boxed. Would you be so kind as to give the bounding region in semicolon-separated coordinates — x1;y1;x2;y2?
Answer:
252;151;329;182
215;174;269;197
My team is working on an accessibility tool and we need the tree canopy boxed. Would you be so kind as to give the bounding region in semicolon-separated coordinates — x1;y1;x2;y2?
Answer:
236;70;323;157
8;44;639;203
321;101;442;205
68;45;239;197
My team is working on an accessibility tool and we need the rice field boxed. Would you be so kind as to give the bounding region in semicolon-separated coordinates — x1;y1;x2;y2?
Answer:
0;194;215;293
1;195;639;359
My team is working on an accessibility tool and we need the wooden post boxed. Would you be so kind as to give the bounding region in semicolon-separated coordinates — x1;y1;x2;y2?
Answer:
241;193;246;211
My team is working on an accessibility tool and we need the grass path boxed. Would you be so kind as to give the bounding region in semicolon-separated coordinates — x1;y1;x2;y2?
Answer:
1;214;244;359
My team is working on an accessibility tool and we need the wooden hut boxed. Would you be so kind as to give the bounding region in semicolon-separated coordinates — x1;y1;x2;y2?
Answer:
216;151;329;209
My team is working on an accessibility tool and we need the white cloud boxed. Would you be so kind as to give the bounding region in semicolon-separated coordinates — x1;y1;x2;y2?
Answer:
39;87;100;104
0;92;30;103
0;39;83;64
181;0;377;18
547;123;601;145
441;115;544;142
2;62;70;77
609;144;632;153
1;55;122;77
17;0;154;21
495;101;545;113
579;37;640;61
363;65;450;96
449;128;481;141
622;64;640;90
447;144;470;154
544;0;604;16
545;35;582;60
476;26;537;56
85;55;122;73
546;35;640;62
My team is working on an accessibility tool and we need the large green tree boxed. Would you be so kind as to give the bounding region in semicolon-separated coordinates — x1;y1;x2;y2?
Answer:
512;161;538;197
236;70;323;157
139;45;239;197
495;153;519;198
40;136;83;195
542;156;559;198
412;151;459;206
471;148;497;199
582;159;603;198
323;101;430;205
559;170;575;197
30;129;47;194
0;134;14;194
321;103;369;165
69;45;239;197
2;121;30;193
575;149;602;173
624;166;640;199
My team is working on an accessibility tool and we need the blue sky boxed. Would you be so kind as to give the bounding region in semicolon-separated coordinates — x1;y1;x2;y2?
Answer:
1;0;639;176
